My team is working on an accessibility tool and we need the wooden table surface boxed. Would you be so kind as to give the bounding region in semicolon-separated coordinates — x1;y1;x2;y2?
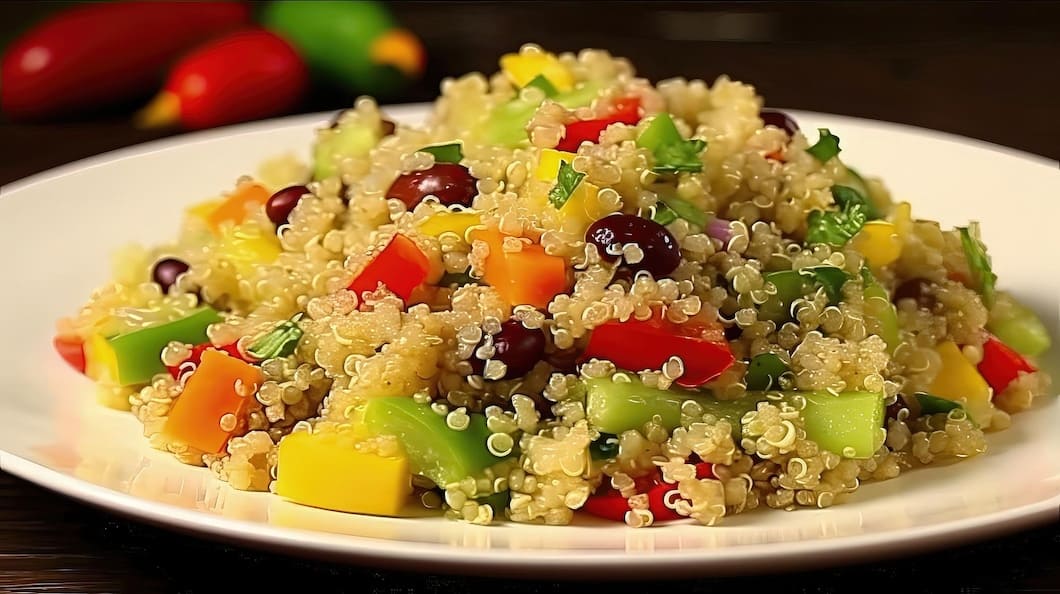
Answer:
2;2;1059;592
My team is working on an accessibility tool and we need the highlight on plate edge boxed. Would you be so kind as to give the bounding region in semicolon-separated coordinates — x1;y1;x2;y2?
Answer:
51;45;1053;528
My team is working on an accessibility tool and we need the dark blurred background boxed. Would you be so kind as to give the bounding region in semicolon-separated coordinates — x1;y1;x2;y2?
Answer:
2;2;1060;593
1;1;1058;188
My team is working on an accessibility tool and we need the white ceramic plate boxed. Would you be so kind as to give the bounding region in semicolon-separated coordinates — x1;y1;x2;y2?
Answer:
0;105;1058;579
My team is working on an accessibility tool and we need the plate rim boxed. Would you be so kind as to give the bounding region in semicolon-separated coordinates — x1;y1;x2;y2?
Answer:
1;105;1058;578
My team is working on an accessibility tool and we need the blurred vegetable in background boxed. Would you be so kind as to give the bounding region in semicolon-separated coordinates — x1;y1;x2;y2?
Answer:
0;1;249;120
261;1;425;96
136;29;307;130
1;1;425;129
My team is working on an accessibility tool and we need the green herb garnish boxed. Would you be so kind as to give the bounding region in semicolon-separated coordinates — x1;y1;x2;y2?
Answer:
438;270;481;287
651;202;679;225
659;194;708;227
548;160;586;209
807;128;841;162
418;142;464;164
958;223;996;308
636;113;707;174
745;353;789;391
247;314;304;360
806;202;868;247
524;74;559;98
914;393;963;415
831;184;880;220
800;265;850;303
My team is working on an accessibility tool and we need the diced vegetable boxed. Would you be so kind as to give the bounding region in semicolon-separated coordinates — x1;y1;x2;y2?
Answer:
852;221;901;269
861;269;900;354
166;341;242;380
524;74;558;97
555;96;641;152
535;149;606;234
744;353;788;391
548;160;587;209
247;314;304;360
275;430;412;516
417;210;481;239
471;228;569;309
582;466;711;524
759;266;847;322
806;128;841;162
958;224;996;308
499;50;574;92
481;83;600;147
651;202;678;225
163;349;263;453
204;182;270;233
658;194;707;228
582;312;734;388
418;142;463;164
53;334;86;374
106;307;222;386
348;233;430;301
800;265;849;303
585;377;885;458
978;335;1037;395
806;202;868;248
636;113;706;174
216;224;282;281
314;117;382;179
987;292;1052;357
928;341;994;427
361;396;500;487
84;333;119;383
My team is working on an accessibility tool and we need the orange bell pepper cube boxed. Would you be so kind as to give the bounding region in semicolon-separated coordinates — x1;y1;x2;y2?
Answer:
348;233;430;301
204;181;270;233
471;228;570;309
162;349;263;453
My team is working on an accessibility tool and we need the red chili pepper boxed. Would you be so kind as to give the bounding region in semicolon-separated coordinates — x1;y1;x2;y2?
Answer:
137;28;307;130
166;342;244;381
555;97;642;152
348;234;430;302
1;2;249;120
582;311;734;388
978;334;1036;395
582;463;713;523
53;335;86;374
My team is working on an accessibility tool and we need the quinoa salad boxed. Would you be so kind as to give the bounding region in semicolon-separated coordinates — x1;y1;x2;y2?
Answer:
54;45;1053;527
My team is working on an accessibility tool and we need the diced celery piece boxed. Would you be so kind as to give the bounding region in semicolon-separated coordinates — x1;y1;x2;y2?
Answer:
482;97;540;147
635;113;683;153
313;121;379;180
759;270;808;322
362;397;500;486
585;377;885;458
863;273;900;354
554;82;601;109
988;292;1052;357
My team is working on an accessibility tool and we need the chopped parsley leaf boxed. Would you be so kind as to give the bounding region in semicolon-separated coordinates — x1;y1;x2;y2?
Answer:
807;128;841;162
418;142;463;164
548;160;586;209
958;223;996;307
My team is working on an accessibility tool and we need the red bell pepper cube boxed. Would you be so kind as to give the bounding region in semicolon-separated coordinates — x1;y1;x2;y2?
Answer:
556;97;641;152
582;463;713;523
348;233;430;301
167;342;244;380
53;334;86;374
582;311;734;387
978;334;1036;395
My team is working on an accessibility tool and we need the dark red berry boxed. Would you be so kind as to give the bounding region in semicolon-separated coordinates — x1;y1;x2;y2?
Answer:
152;258;189;293
585;214;681;277
386;163;477;209
265;185;308;225
760;109;800;136
471;319;546;379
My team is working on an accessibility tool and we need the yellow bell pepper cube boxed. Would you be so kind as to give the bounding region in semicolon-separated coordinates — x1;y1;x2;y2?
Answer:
216;225;282;279
186;198;224;222
275;430;412;516
536;148;576;181
500;51;574;92
929;341;994;427
84;333;119;384
535;149;607;235
852;221;902;269
417;211;482;240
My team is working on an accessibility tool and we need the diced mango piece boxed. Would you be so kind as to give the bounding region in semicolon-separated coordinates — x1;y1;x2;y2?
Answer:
852;221;901;268
163;349;263;453
217;225;282;279
471;228;569;308
204;182;271;233
929;341;994;427
84;333;119;383
275;430;412;516
500;51;574;92
417;211;482;240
